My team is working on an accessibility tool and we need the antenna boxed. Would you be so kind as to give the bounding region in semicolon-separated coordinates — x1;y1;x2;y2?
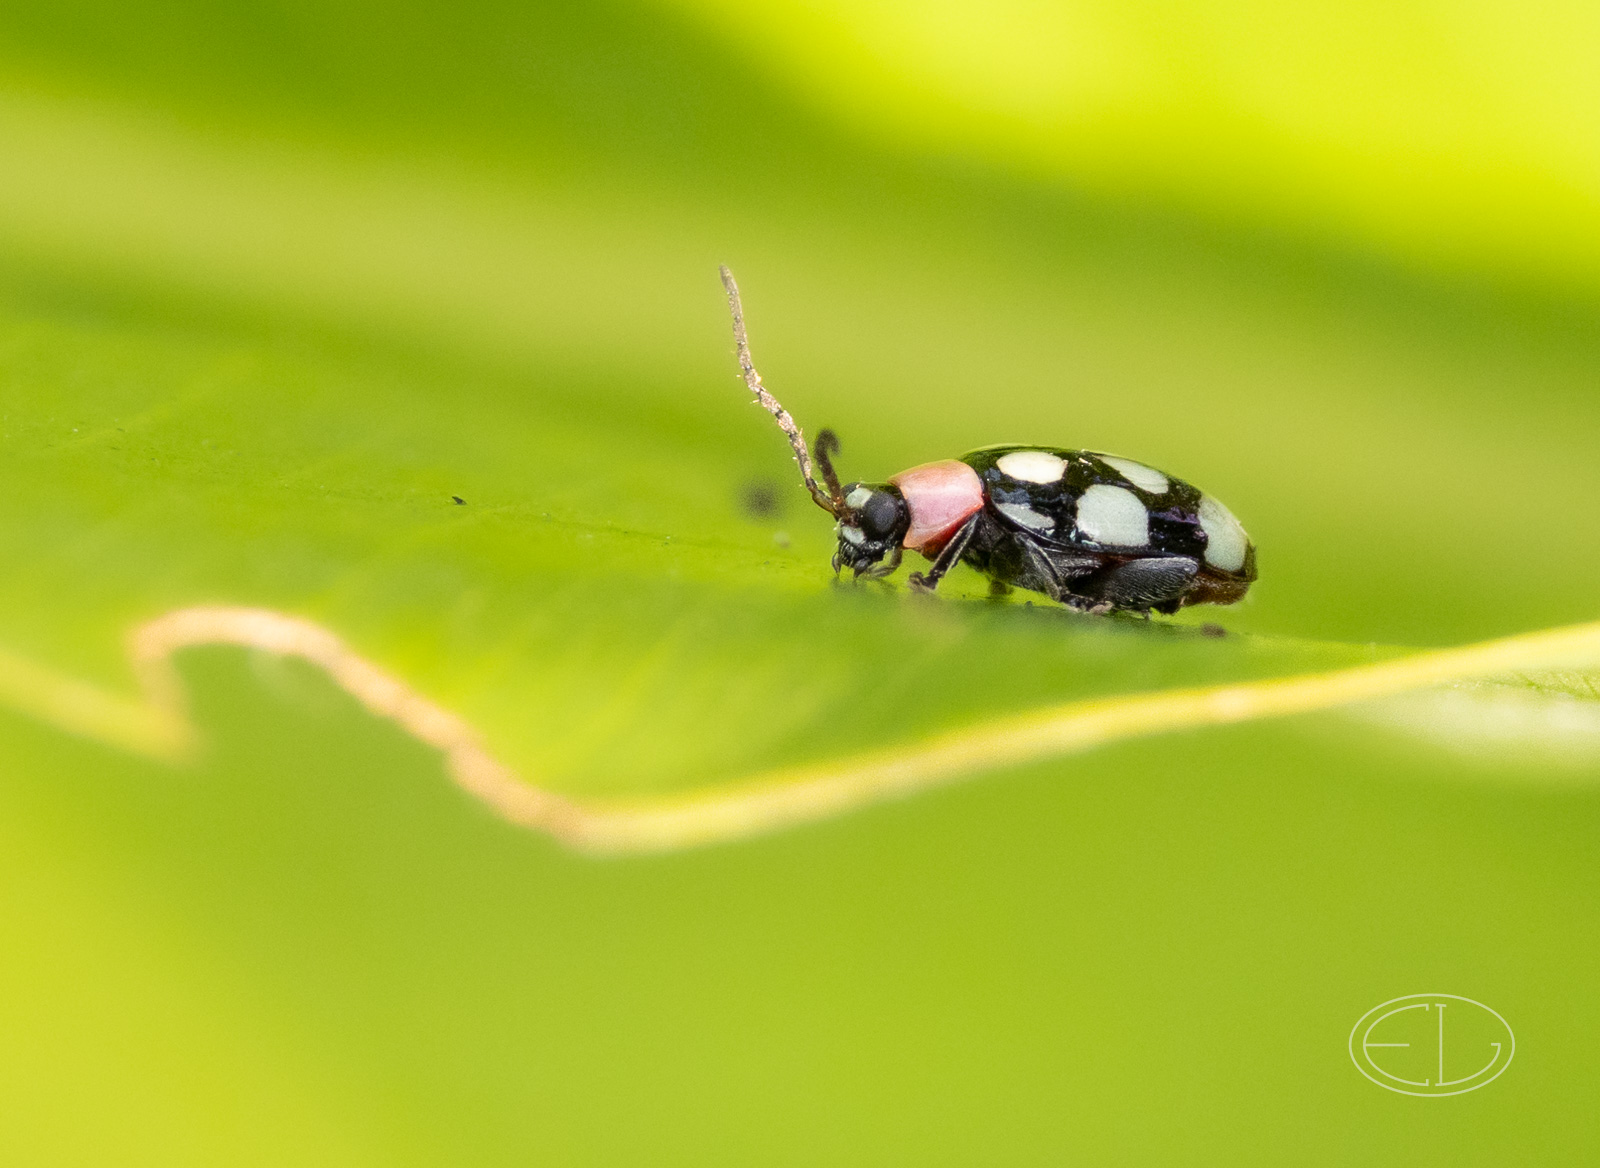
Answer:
719;266;841;516
812;428;844;502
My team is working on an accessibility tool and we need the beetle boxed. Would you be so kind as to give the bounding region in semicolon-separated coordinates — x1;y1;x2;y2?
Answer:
719;267;1257;615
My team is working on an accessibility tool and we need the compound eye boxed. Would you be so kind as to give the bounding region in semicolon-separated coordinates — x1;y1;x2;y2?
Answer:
860;490;901;540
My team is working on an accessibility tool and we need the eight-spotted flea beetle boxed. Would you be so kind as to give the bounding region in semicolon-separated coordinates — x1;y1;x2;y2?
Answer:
719;267;1257;615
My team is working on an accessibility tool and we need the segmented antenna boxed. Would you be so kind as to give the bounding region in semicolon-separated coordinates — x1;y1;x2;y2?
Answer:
812;428;844;502
719;266;841;516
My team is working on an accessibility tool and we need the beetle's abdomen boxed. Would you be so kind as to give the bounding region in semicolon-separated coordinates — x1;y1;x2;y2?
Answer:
961;445;1255;580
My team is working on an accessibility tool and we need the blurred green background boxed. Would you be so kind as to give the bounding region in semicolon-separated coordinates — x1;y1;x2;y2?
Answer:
2;1;1598;1163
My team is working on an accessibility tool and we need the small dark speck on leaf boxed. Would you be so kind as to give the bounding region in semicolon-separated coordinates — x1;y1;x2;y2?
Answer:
1200;623;1227;638
452;495;466;505
740;479;783;519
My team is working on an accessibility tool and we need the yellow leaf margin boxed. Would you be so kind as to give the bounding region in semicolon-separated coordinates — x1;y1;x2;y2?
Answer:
2;607;1597;855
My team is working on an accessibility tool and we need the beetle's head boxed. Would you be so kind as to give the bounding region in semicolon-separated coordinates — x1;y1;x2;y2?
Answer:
833;481;909;578
800;428;908;578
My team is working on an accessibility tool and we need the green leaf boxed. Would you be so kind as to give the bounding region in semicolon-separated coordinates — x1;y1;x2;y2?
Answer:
3;2;1600;1164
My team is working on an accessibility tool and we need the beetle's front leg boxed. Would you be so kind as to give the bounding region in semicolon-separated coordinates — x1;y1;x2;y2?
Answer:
907;514;981;594
858;546;903;580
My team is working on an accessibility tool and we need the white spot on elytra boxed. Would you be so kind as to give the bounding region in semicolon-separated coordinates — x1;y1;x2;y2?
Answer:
1197;495;1248;572
844;486;873;510
1075;484;1149;547
1098;455;1168;494
996;450;1067;483
994;501;1055;532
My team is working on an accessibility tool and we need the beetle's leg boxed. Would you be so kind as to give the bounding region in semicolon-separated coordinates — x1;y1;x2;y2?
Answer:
859;546;903;580
1016;540;1095;607
1075;556;1200;613
907;514;980;594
